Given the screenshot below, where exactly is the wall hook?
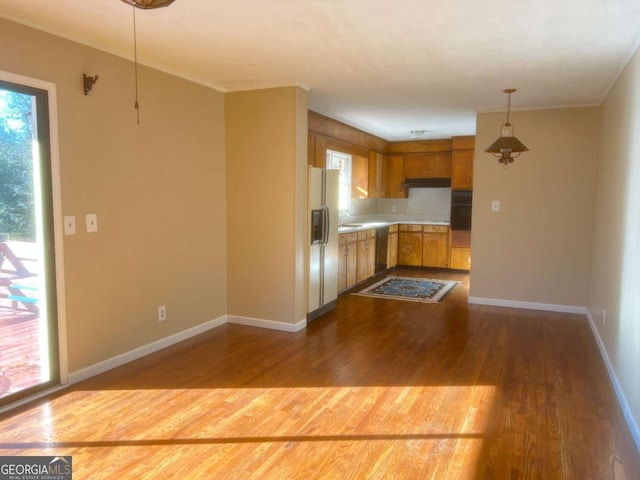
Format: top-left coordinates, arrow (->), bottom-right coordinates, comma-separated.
83,74 -> 99,95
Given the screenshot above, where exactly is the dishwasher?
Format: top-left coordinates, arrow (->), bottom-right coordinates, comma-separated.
375,227 -> 389,273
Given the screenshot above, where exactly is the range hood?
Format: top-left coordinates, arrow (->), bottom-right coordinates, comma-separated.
402,177 -> 452,188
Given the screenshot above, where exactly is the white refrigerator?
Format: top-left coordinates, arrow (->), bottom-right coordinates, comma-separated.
308,167 -> 339,321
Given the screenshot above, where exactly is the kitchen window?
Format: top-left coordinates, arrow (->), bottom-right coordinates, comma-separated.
326,149 -> 351,214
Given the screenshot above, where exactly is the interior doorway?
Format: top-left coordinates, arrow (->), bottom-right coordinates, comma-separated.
0,77 -> 61,406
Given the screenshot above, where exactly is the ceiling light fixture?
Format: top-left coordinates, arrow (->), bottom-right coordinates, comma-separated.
485,89 -> 529,167
121,0 -> 175,9
121,0 -> 176,124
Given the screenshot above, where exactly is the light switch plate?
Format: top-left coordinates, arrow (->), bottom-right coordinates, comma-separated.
63,215 -> 76,235
491,200 -> 501,212
86,213 -> 98,233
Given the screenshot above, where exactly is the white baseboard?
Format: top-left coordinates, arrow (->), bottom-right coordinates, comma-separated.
68,315 -> 228,384
228,315 -> 307,332
585,310 -> 640,452
468,296 -> 587,315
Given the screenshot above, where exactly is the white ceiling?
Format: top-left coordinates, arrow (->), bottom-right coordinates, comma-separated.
2,0 -> 639,140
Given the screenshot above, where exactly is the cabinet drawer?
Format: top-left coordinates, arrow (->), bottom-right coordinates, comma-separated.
399,224 -> 423,232
339,232 -> 358,246
388,224 -> 398,233
423,225 -> 449,233
357,229 -> 375,241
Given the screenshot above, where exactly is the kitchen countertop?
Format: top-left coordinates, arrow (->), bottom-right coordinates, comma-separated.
338,220 -> 449,234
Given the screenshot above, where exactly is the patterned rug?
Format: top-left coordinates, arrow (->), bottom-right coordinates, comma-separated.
353,276 -> 457,303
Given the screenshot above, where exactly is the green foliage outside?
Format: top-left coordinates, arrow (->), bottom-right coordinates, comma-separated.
0,89 -> 35,242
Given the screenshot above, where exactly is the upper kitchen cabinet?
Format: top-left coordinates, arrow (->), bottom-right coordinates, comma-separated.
352,154 -> 369,198
404,153 -> 452,179
451,136 -> 475,190
307,132 -> 328,168
368,151 -> 386,198
385,155 -> 406,198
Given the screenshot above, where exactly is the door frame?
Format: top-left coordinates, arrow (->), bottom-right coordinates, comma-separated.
0,69 -> 68,408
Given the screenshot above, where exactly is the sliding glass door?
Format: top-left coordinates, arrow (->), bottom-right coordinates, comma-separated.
0,79 -> 60,406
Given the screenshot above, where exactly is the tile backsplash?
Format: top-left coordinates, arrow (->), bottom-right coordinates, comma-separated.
344,188 -> 451,223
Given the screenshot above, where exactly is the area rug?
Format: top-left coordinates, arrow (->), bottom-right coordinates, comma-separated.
353,276 -> 457,303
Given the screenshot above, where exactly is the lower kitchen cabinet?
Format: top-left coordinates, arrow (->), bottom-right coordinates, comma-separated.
398,225 -> 423,266
422,225 -> 449,268
449,230 -> 471,270
450,247 -> 471,270
338,233 -> 358,292
399,224 -> 450,268
357,229 -> 376,283
387,225 -> 398,268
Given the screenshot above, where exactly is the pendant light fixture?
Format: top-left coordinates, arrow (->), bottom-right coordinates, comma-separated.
121,0 -> 176,124
485,89 -> 529,167
121,0 -> 175,9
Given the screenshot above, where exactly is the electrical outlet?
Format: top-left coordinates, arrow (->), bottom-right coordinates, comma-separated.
391,205 -> 397,213
602,309 -> 606,325
158,305 -> 167,322
491,200 -> 501,212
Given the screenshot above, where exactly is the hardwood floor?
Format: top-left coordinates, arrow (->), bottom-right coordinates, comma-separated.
0,268 -> 638,479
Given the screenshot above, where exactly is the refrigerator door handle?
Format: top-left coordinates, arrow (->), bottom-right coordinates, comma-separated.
322,205 -> 330,245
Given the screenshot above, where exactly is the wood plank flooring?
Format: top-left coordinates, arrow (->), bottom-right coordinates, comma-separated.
0,307 -> 41,399
0,268 -> 638,479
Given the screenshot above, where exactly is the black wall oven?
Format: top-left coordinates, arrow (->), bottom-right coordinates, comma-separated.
451,190 -> 472,231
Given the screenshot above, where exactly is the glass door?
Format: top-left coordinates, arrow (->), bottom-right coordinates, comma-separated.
0,79 -> 60,406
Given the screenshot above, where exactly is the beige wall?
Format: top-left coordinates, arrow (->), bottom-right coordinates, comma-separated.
588,46 -> 640,436
470,107 -> 600,307
225,87 -> 307,326
0,19 -> 227,371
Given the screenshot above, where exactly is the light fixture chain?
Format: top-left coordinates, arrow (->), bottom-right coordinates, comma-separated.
506,90 -> 511,125
132,4 -> 140,124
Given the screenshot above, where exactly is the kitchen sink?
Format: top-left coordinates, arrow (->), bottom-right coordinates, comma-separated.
340,224 -> 362,228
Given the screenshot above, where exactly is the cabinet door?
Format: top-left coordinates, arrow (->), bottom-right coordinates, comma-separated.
398,232 -> 422,266
450,247 -> 471,270
422,232 -> 449,268
386,156 -> 405,198
345,242 -> 358,288
337,244 -> 347,292
452,150 -> 474,190
387,232 -> 398,268
356,238 -> 372,282
404,153 -> 452,178
368,152 -> 386,199
352,155 -> 369,199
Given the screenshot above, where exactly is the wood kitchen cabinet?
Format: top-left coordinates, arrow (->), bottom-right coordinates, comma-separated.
352,155 -> 369,199
404,153 -> 452,179
368,151 -> 387,199
450,230 -> 471,271
338,232 -> 358,292
451,135 -> 475,190
398,224 -> 423,266
387,225 -> 398,268
386,155 -> 406,198
398,224 -> 449,268
356,229 -> 376,283
307,132 -> 327,168
422,225 -> 449,268
450,247 -> 471,270
452,150 -> 474,190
